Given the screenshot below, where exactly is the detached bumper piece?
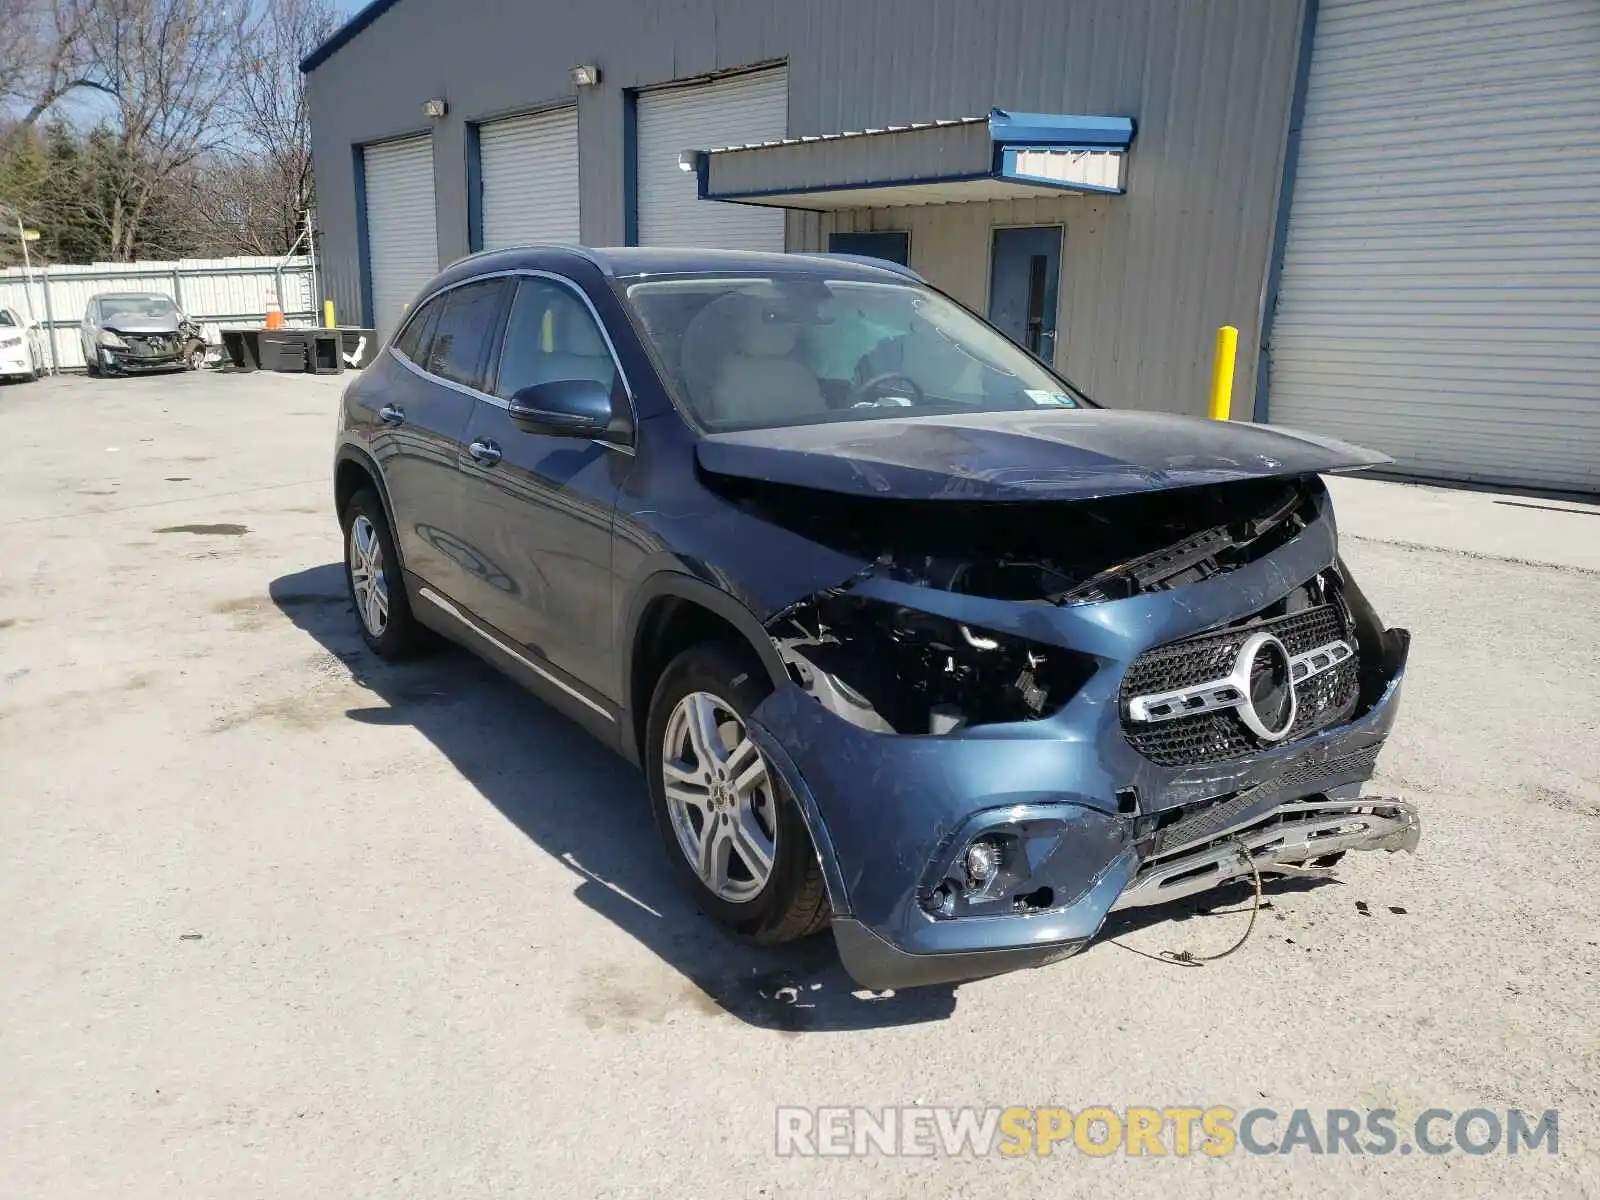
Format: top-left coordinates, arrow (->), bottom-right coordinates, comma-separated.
1112,794 -> 1420,912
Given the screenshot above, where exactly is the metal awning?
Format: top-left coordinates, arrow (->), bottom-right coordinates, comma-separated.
696,110 -> 1134,211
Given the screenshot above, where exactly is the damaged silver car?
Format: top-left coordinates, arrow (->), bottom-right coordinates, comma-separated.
80,292 -> 206,376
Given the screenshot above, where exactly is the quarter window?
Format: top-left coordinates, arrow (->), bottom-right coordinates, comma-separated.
493,278 -> 616,401
392,296 -> 442,363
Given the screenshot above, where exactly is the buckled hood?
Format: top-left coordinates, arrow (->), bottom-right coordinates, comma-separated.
102,317 -> 183,335
694,409 -> 1390,502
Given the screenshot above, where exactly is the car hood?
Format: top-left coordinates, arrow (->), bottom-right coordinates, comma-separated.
694,409 -> 1390,501
102,318 -> 182,335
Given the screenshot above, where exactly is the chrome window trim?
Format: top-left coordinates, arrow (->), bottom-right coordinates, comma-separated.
391,266 -> 636,405
417,586 -> 615,721
387,345 -> 636,457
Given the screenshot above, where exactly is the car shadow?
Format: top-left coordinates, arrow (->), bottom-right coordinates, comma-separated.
271,563 -> 958,1031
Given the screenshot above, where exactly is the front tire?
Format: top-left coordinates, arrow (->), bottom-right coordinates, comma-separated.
646,641 -> 830,944
341,487 -> 423,659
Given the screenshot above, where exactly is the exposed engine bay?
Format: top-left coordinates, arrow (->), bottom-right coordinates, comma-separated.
740,474 -> 1324,735
716,472 -> 1318,608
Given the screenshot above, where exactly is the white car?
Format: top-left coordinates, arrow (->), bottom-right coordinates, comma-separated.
0,305 -> 47,382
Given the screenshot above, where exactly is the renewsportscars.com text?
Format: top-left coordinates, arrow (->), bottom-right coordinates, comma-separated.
775,1106 -> 1559,1158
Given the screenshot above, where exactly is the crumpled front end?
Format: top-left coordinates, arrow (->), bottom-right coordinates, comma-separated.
729,473 -> 1417,990
97,329 -> 188,371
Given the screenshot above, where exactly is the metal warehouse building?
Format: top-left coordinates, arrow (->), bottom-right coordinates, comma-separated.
303,0 -> 1600,493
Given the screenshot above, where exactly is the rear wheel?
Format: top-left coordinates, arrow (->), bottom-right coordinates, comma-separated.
341,487 -> 423,659
646,641 -> 830,944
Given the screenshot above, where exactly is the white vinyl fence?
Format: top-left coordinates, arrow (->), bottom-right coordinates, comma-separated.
0,255 -> 316,372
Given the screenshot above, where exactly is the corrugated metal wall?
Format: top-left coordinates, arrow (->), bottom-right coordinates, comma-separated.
0,256 -> 314,371
1267,0 -> 1600,492
363,135 -> 439,341
635,69 -> 788,251
307,0 -> 1308,419
479,108 -> 581,248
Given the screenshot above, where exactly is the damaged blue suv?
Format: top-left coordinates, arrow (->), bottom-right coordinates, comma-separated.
333,246 -> 1417,990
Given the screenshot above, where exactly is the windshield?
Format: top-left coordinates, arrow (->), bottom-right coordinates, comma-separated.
624,274 -> 1089,431
98,296 -> 179,322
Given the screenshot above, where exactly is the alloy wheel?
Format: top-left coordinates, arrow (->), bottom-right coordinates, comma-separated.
348,514 -> 390,637
661,690 -> 778,903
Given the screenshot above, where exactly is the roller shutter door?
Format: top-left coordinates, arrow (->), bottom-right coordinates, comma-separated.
636,68 -> 787,250
480,107 -> 580,248
1268,0 -> 1600,491
363,135 -> 438,341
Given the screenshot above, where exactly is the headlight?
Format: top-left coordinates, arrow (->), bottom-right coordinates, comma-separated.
0,335 -> 21,349
770,592 -> 1097,735
97,330 -> 128,349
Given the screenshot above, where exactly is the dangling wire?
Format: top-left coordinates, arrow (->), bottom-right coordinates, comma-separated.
1159,838 -> 1264,965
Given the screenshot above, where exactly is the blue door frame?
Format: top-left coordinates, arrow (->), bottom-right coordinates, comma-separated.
988,225 -> 1062,361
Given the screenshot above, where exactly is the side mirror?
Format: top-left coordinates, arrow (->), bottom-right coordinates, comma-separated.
507,378 -> 619,439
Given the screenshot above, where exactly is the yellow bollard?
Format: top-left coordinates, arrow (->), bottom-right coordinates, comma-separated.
323,299 -> 336,329
1208,325 -> 1239,420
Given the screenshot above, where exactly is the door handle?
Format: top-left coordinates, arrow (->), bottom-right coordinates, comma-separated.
378,404 -> 405,425
468,439 -> 503,466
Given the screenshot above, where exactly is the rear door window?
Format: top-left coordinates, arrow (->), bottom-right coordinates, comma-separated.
423,279 -> 510,390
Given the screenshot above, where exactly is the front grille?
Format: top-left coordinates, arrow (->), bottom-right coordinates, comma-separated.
1120,603 -> 1360,767
125,333 -> 177,357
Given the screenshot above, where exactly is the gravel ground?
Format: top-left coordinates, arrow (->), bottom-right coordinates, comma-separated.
2,371 -> 1597,1198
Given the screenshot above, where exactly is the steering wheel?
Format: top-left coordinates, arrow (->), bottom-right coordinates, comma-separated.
850,370 -> 927,408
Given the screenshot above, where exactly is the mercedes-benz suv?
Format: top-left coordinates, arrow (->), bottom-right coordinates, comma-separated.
332,245 -> 1417,989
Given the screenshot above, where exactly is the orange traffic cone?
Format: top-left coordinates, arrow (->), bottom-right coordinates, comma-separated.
264,289 -> 284,330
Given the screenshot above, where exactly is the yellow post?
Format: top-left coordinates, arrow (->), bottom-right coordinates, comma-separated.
323,299 -> 336,329
1208,324 -> 1239,420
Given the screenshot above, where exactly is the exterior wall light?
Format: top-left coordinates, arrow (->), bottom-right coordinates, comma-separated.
422,98 -> 447,118
677,150 -> 703,174
570,64 -> 600,87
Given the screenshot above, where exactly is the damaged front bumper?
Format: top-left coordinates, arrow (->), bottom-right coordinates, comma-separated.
1110,792 -> 1419,912
753,648 -> 1413,990
100,347 -> 185,371
744,554 -> 1415,991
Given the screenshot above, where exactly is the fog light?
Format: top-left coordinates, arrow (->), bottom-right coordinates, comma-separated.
920,883 -> 956,917
964,840 -> 1001,887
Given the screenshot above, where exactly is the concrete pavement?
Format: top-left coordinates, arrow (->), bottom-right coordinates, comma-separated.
2,372 -> 1596,1198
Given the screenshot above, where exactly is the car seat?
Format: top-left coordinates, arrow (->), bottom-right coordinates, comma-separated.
681,291 -> 827,425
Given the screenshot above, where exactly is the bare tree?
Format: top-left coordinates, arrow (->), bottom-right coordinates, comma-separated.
5,0 -> 331,263
0,0 -> 93,129
65,0 -> 237,259
229,0 -> 337,248
157,0 -> 337,258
